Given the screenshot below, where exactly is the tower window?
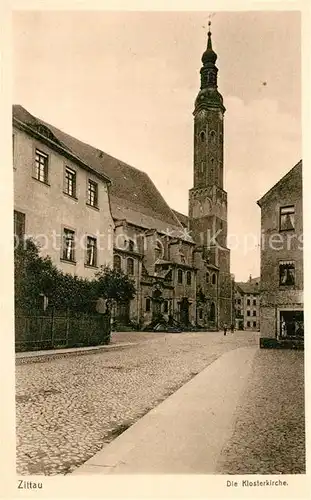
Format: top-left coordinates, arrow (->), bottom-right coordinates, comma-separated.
200,131 -> 206,142
212,273 -> 216,285
210,130 -> 216,144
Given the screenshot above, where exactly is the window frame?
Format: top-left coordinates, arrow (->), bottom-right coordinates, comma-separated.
87,179 -> 99,208
85,236 -> 97,268
279,205 -> 295,232
14,210 -> 25,247
177,269 -> 183,284
64,166 -> 77,198
279,261 -> 295,287
62,228 -> 76,263
127,257 -> 134,275
34,149 -> 49,184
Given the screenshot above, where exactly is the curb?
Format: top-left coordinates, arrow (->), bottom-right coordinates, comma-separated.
15,342 -> 139,365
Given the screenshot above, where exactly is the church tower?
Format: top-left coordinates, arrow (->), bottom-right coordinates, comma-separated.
189,23 -> 232,327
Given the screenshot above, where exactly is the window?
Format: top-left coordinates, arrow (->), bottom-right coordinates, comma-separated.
88,180 -> 98,207
146,298 -> 151,312
206,272 -> 210,284
280,206 -> 295,231
128,239 -> 135,252
65,167 -> 76,197
247,310 -> 250,316
253,322 -> 257,328
163,301 -> 168,313
62,229 -> 75,262
186,271 -> 192,285
247,299 -> 250,306
238,299 -> 241,305
199,309 -> 203,320
35,150 -> 48,183
127,257 -> 134,275
210,130 -> 216,144
177,269 -> 183,284
86,236 -> 97,267
212,273 -> 216,285
200,131 -> 206,142
253,299 -> 256,306
114,255 -> 121,271
165,269 -> 172,282
247,321 -> 251,327
279,261 -> 295,286
14,210 -> 25,247
253,310 -> 256,317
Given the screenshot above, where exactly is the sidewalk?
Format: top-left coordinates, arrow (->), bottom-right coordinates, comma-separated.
71,346 -> 257,474
16,341 -> 139,364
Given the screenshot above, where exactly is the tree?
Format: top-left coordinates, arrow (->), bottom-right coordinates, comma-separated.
94,265 -> 136,309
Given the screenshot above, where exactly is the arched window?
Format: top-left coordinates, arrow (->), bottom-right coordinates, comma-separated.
210,130 -> 216,144
155,240 -> 163,260
212,273 -> 216,285
206,272 -> 210,283
210,302 -> 216,322
113,254 -> 121,271
186,271 -> 191,285
177,269 -> 183,284
127,257 -> 134,275
200,131 -> 206,142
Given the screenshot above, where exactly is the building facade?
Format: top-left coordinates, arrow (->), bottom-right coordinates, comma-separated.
234,276 -> 260,331
257,161 -> 303,341
13,26 -> 233,330
13,107 -> 114,278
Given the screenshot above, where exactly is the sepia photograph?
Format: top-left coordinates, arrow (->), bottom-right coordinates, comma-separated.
11,6 -> 306,486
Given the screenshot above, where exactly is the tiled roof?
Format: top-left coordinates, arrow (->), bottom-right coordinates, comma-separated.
13,105 -> 192,241
236,277 -> 260,294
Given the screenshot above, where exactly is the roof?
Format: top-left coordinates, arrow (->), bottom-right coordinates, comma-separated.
13,105 -> 192,241
172,209 -> 189,228
257,160 -> 302,207
236,277 -> 260,294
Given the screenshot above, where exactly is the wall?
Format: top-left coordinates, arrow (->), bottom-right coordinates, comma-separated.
259,165 -> 303,338
14,127 -> 114,278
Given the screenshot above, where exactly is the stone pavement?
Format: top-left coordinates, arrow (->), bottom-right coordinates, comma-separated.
71,347 -> 305,475
72,346 -> 257,474
16,330 -> 258,475
216,349 -> 305,474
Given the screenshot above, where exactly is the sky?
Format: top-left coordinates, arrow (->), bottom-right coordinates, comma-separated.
12,10 -> 302,281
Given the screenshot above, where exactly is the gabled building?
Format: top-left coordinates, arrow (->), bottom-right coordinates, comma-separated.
234,276 -> 260,331
257,160 -> 303,344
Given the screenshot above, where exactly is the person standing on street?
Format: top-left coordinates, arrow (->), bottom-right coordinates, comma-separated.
223,323 -> 227,336
230,323 -> 235,334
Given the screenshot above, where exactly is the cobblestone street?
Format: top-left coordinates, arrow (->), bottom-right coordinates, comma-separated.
16,330 -> 257,475
216,349 -> 305,474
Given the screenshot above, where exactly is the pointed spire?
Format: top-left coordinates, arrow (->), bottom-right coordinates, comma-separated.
202,21 -> 217,65
207,21 -> 212,49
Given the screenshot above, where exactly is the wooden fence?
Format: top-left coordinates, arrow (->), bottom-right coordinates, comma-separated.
15,309 -> 111,352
